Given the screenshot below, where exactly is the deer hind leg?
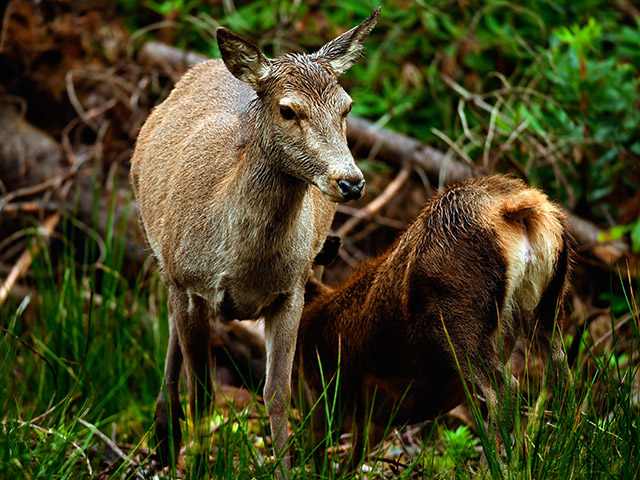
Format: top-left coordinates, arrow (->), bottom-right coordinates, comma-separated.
460,348 -> 519,456
170,287 -> 213,473
535,321 -> 572,403
154,312 -> 185,466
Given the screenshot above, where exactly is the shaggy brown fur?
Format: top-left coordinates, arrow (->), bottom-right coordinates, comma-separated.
297,175 -> 574,466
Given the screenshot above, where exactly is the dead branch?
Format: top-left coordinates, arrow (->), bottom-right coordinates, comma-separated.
336,161 -> 413,238
78,418 -> 145,480
0,212 -> 61,306
137,40 -> 208,79
0,173 -> 76,214
335,204 -> 406,230
347,115 -> 479,187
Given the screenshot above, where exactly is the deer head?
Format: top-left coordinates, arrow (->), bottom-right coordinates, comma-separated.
216,7 -> 380,202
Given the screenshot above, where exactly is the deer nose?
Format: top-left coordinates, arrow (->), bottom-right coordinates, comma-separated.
337,179 -> 365,200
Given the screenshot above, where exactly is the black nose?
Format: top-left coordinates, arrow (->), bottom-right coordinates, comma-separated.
337,179 -> 365,200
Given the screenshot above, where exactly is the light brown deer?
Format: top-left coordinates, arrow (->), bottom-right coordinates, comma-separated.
297,175 -> 574,468
130,8 -> 380,474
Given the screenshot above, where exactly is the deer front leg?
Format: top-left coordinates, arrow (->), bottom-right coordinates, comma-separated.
263,290 -> 304,478
154,313 -> 185,466
170,287 -> 213,475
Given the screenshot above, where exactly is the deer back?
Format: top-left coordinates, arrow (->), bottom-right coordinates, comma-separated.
298,175 -> 573,423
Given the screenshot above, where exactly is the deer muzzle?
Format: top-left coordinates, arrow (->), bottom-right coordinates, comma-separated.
337,178 -> 365,200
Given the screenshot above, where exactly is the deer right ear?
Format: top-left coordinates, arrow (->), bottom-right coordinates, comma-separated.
216,28 -> 271,89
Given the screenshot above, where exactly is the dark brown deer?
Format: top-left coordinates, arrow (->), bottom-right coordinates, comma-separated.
129,8 -> 380,474
297,175 -> 574,466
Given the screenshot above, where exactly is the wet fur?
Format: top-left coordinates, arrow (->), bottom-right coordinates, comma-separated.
130,9 -> 380,475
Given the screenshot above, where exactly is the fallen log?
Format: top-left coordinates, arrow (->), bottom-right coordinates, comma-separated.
135,40 -> 630,264
345,117 -> 631,266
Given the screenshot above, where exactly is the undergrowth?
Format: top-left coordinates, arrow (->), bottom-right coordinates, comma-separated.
2,1 -> 640,478
1,195 -> 639,478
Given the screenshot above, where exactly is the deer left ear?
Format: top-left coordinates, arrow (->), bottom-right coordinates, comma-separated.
312,7 -> 380,76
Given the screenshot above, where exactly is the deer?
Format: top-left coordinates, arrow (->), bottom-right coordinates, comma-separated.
129,7 -> 380,475
296,175 -> 574,468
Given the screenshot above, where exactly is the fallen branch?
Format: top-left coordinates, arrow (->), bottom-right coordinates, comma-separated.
78,418 -> 145,480
138,40 -> 208,77
0,212 -> 61,306
0,174 -> 76,214
136,40 -> 631,265
347,116 -> 479,187
336,161 -> 413,238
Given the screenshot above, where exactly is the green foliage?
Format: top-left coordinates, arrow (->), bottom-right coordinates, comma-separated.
600,215 -> 640,253
2,217 -> 640,477
117,0 -> 639,224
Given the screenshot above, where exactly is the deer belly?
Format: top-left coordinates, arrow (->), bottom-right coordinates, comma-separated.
216,287 -> 289,321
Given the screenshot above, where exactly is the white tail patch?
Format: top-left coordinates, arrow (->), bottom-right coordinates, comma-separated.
494,191 -> 565,327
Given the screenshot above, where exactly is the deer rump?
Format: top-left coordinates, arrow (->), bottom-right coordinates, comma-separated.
297,175 -> 573,459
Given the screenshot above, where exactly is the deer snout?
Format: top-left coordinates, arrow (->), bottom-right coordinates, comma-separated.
337,178 -> 365,200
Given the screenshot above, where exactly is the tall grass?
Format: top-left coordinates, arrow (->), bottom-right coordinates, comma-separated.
1,195 -> 639,478
0,190 -> 167,479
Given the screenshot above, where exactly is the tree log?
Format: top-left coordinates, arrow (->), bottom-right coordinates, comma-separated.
137,40 -> 630,264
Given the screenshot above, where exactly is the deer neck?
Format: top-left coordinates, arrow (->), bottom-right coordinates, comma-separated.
229,115 -> 310,250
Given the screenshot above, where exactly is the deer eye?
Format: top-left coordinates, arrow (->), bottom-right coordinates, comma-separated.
279,105 -> 296,120
343,104 -> 352,117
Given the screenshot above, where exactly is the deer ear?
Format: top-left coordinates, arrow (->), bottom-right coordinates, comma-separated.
312,7 -> 380,76
217,28 -> 271,89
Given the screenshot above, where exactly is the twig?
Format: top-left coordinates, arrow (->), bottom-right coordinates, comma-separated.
336,161 -> 413,238
0,172 -> 76,214
78,418 -> 145,479
431,127 -> 475,166
61,97 -> 117,164
5,419 -> 93,476
1,201 -> 52,215
336,204 -> 406,230
337,244 -> 360,268
483,97 -> 503,169
0,212 -> 61,306
592,311 -> 637,352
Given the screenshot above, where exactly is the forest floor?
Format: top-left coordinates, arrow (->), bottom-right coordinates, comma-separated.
1,1 -> 639,479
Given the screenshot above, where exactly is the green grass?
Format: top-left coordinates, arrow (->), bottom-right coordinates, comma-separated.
1,195 -> 639,479
117,0 -> 640,229
1,1 -> 639,474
